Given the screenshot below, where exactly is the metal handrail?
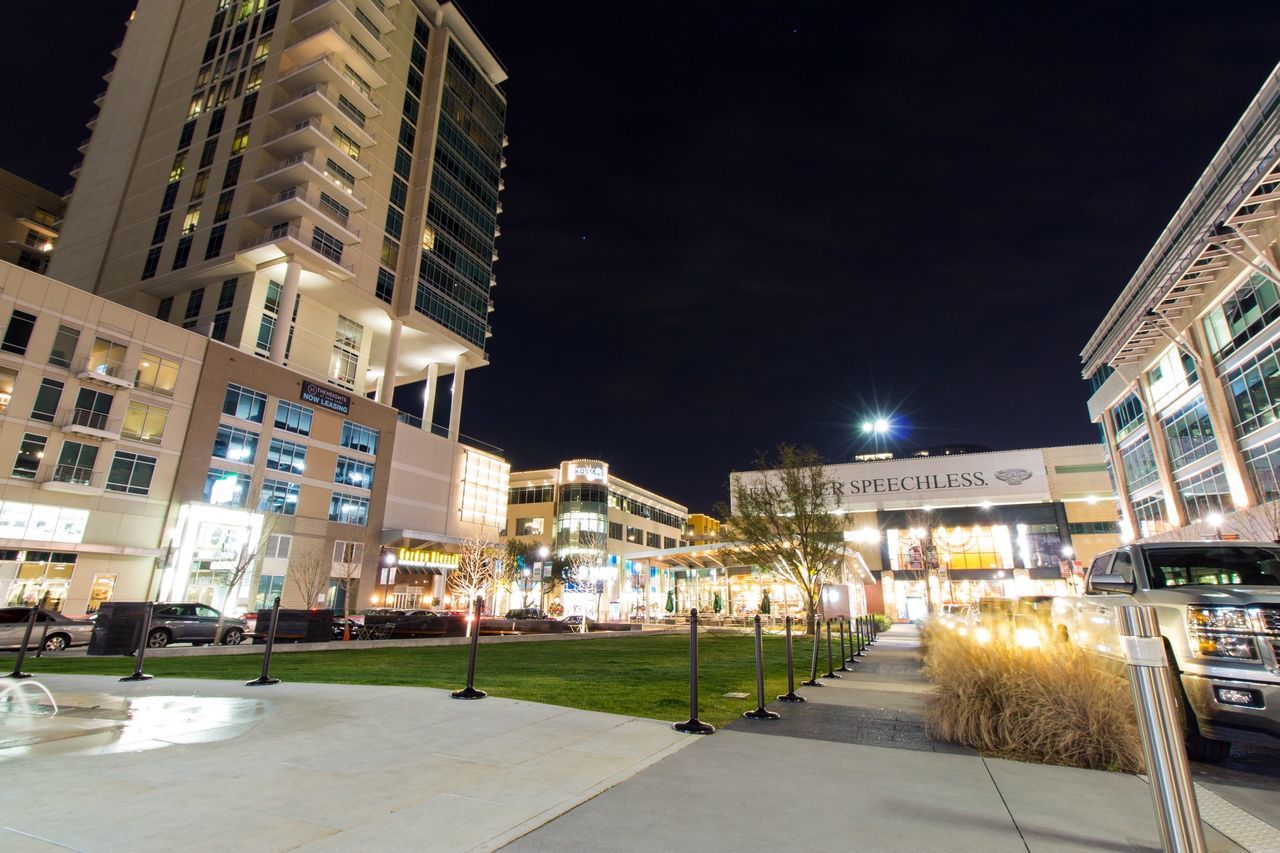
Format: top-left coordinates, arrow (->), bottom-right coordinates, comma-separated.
238,223 -> 357,274
248,186 -> 358,234
78,357 -> 131,382
61,408 -> 119,433
48,465 -> 99,487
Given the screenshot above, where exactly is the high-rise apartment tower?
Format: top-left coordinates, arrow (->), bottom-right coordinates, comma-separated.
51,0 -> 506,436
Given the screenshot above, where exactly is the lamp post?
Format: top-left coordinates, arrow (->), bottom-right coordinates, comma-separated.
1206,512 -> 1225,541
378,546 -> 397,609
536,545 -> 550,612
521,567 -> 532,609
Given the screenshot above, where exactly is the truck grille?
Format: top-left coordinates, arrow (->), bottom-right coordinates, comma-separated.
1259,606 -> 1280,635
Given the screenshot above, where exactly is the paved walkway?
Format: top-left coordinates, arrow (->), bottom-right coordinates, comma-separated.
0,675 -> 692,851
510,625 -> 1280,853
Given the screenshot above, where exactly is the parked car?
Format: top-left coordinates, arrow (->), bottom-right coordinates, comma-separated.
1052,541 -> 1280,761
0,607 -> 93,651
504,608 -> 549,620
147,603 -> 247,647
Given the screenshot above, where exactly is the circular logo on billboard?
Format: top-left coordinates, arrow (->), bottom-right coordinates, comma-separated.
994,468 -> 1033,486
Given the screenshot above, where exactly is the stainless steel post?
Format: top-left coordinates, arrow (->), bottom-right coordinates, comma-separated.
1118,606 -> 1206,853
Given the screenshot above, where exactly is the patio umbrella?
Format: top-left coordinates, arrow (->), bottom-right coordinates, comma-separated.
760,589 -> 771,614
665,589 -> 675,613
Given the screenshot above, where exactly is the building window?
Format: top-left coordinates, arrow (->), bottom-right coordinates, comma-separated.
312,227 -> 344,263
205,224 -> 227,259
646,532 -> 661,548
210,311 -> 231,342
199,137 -> 218,169
223,382 -> 267,423
330,316 -> 361,388
334,456 -> 375,489
55,441 -> 99,486
106,451 -> 156,495
71,387 -> 113,431
86,338 -> 127,377
1,310 -> 38,355
256,313 -> 275,354
608,521 -> 622,540
328,492 -> 370,525
11,433 -> 47,479
170,151 -> 186,183
185,287 -> 205,319
121,401 -> 168,445
214,190 -> 234,222
182,204 -> 202,235
1175,465 -> 1231,524
1119,433 -> 1159,491
258,478 -> 300,515
30,378 -> 64,422
1244,436 -> 1280,502
319,192 -> 350,225
137,353 -> 179,395
0,366 -> 16,413
191,169 -> 210,200
274,400 -> 313,435
142,247 -> 162,280
325,158 -> 356,192
172,236 -> 193,270
231,124 -> 250,155
340,421 -> 378,454
151,215 -> 170,246
48,326 -> 80,368
266,437 -> 307,474
1225,337 -> 1280,439
204,467 -> 251,506
1111,392 -> 1145,443
156,298 -> 174,322
331,126 -> 361,161
1204,272 -> 1280,362
509,485 -> 554,504
375,268 -> 395,303
626,526 -> 642,544
1162,397 -> 1217,470
213,424 -> 259,463
160,183 -> 180,212
1067,521 -> 1121,535
518,518 -> 545,536
222,156 -> 242,188
266,533 -> 291,560
380,236 -> 399,268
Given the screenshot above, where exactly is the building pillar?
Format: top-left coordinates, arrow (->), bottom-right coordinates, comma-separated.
422,361 -> 439,432
269,260 -> 301,365
1137,376 -> 1186,528
1100,406 -> 1139,541
1186,324 -> 1256,509
377,317 -> 403,405
448,353 -> 467,440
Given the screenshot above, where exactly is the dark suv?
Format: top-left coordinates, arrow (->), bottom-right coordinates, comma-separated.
147,603 -> 247,647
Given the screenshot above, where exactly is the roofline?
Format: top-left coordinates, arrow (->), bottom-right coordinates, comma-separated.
729,444 -> 1105,475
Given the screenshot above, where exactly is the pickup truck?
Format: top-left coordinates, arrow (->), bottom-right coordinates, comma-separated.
1051,540 -> 1280,762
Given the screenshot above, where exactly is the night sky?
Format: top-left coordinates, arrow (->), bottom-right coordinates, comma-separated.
6,2 -> 1280,513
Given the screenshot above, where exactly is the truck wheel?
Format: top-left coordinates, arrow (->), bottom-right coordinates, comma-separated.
1163,639 -> 1230,764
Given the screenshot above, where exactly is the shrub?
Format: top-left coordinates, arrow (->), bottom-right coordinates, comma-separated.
873,614 -> 892,633
920,624 -> 1144,772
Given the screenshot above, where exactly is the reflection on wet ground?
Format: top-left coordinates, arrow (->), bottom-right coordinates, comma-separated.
0,682 -> 269,759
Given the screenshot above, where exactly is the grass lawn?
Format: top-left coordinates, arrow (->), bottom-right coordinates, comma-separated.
1,631 -> 849,727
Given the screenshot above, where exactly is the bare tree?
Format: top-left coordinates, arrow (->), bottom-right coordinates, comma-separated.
722,445 -> 846,634
449,528 -> 501,634
288,547 -> 331,610
563,531 -> 606,632
212,516 -> 276,643
332,543 -> 364,640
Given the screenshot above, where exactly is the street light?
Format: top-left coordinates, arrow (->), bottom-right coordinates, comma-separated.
860,417 -> 891,435
1206,512 -> 1225,541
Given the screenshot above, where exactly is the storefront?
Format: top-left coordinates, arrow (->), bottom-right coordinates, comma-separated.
382,546 -> 457,610
156,503 -> 265,610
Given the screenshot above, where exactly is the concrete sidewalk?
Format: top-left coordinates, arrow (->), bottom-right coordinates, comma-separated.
0,675 -> 693,851
509,624 -> 1280,852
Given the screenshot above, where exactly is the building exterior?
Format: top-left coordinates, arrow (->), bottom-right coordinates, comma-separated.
727,446 -> 1120,621
503,460 -> 688,620
684,512 -> 720,546
1081,62 -> 1280,542
0,169 -> 65,275
0,262 -> 206,614
50,0 -> 506,441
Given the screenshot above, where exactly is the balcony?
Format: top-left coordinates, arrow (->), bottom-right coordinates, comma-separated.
255,152 -> 368,208
77,358 -> 135,389
40,465 -> 103,495
60,408 -> 121,441
276,53 -> 380,118
269,83 -> 376,148
294,0 -> 394,41
262,118 -> 373,178
284,24 -> 387,91
246,185 -> 362,242
238,222 -> 356,280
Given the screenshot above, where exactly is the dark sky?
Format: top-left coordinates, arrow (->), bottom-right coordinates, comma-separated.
6,2 -> 1280,513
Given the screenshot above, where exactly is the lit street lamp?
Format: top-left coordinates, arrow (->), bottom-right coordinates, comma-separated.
860,417 -> 891,435
1206,512 -> 1225,541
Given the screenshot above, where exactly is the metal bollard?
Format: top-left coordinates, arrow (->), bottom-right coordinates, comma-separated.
821,619 -> 841,679
743,615 -> 780,720
246,596 -> 282,686
777,616 -> 806,702
673,609 -> 715,733
452,596 -> 487,699
1118,606 -> 1206,853
836,618 -> 851,672
34,613 -> 52,659
856,615 -> 867,656
870,614 -> 878,643
6,606 -> 38,679
801,615 -> 824,687
120,603 -> 155,682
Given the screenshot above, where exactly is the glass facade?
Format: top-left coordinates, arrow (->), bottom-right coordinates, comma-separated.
1161,397 -> 1216,469
1119,433 -> 1159,490
1243,437 -> 1280,502
1224,336 -> 1280,437
1112,392 -> 1145,441
415,41 -> 505,350
1204,272 -> 1280,361
1175,465 -> 1231,523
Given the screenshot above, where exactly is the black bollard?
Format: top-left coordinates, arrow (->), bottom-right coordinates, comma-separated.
452,596 -> 487,699
777,615 -> 806,702
836,618 -> 851,672
801,615 -> 824,686
34,612 -> 52,659
246,596 -> 282,686
120,603 -> 155,682
855,615 -> 867,657
673,609 -> 715,733
743,615 -> 780,720
6,606 -> 38,679
821,619 -> 841,679
870,613 -> 878,643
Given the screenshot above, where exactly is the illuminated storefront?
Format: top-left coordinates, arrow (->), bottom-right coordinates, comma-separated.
157,503 -> 264,608
383,547 -> 458,609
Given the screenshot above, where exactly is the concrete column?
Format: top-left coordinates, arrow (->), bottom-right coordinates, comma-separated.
269,260 -> 301,365
422,362 -> 439,431
1186,324 -> 1256,509
448,354 -> 467,440
377,317 -> 403,405
1137,376 -> 1185,528
1100,405 -> 1139,541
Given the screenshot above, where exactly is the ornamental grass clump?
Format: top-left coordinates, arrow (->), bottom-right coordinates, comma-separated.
921,624 -> 1144,772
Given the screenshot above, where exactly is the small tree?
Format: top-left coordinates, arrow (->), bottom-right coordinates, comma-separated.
500,538 -> 548,610
563,531 -> 606,632
332,543 -> 364,640
212,516 -> 276,642
723,444 -> 846,634
449,528 -> 501,634
288,547 -> 331,610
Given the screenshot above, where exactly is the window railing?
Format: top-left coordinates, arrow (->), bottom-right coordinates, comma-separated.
49,464 -> 98,487
62,408 -> 118,433
239,224 -> 356,274
79,357 -> 132,383
248,186 -> 355,232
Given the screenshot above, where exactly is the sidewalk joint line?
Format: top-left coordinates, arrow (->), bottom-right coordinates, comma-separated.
981,757 -> 1031,852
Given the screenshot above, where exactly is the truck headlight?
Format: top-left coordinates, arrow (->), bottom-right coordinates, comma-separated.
1186,607 -> 1259,660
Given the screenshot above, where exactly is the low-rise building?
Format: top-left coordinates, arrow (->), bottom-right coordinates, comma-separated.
0,169 -> 64,275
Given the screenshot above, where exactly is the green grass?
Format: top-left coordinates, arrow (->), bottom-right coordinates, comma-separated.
2,632 -> 849,727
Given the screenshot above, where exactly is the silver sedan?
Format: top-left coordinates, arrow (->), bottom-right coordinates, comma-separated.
0,607 -> 94,651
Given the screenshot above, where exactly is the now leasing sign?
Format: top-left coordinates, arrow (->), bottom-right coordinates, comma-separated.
732,449 -> 1051,512
301,381 -> 351,415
